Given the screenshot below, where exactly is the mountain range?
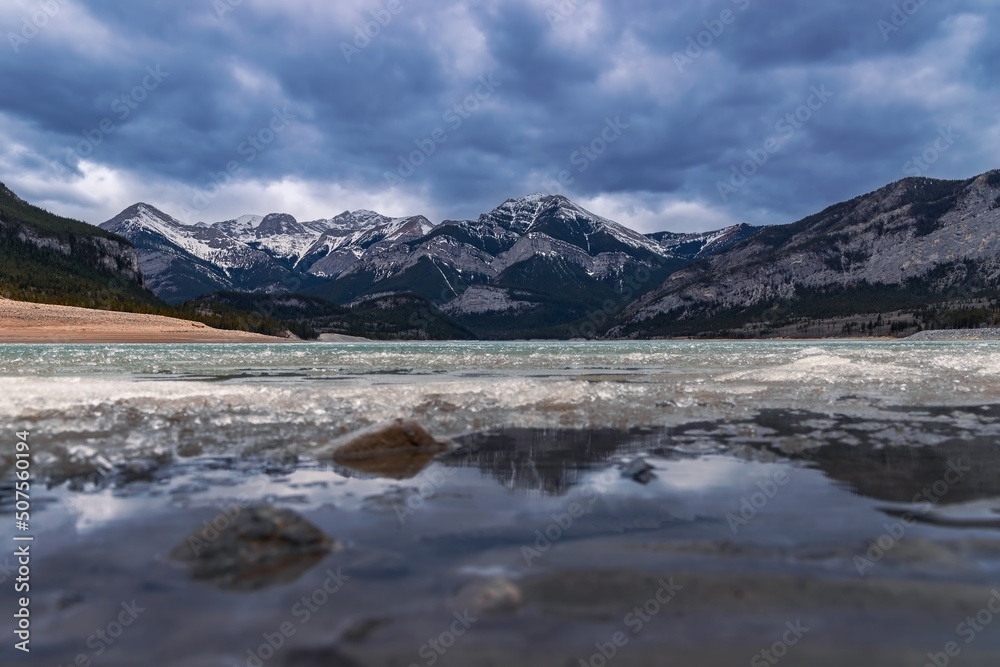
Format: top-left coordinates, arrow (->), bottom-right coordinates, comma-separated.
610,171 -> 1000,338
101,194 -> 758,337
6,168 -> 1000,340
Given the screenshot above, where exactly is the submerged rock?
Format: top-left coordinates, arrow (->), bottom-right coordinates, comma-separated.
452,577 -> 524,614
119,458 -> 161,483
170,505 -> 337,591
621,458 -> 656,484
324,418 -> 452,479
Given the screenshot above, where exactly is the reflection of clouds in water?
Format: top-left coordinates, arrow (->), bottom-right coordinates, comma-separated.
646,457 -> 752,494
62,489 -> 159,535
573,457 -> 749,498
57,466 -> 423,535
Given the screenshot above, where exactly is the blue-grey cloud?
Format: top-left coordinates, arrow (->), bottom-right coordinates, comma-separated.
0,0 -> 997,232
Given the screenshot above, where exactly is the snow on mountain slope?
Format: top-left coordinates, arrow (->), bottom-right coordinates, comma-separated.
471,194 -> 671,258
101,194 -> 750,321
102,204 -> 269,273
646,223 -> 762,261
307,194 -> 692,314
301,213 -> 435,275
212,214 -> 264,237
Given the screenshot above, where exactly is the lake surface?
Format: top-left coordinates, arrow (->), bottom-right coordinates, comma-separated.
2,341 -> 1000,666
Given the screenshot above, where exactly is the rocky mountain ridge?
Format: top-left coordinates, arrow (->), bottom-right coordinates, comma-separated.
609,170 -> 1000,337
0,183 -> 156,311
97,168 -> 1000,339
101,194 -> 752,336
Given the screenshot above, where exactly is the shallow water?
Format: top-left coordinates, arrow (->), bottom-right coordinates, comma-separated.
2,341 -> 1000,666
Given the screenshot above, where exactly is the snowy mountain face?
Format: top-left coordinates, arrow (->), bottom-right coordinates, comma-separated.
99,195 -> 751,333
99,204 -> 440,302
648,223 -> 762,261
303,194 -> 744,331
94,171 -> 1000,336
99,204 -> 276,301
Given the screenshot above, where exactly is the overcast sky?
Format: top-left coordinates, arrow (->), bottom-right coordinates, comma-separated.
1,0 -> 997,233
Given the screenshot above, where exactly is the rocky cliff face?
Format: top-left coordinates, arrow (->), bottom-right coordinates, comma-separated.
610,171 -> 1000,337
101,203 -> 302,303
0,183 -> 145,287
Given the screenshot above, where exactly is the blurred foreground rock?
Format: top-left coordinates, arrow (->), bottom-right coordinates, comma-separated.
170,505 -> 337,590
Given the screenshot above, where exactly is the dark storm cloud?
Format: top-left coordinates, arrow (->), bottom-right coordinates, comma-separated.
0,0 -> 997,231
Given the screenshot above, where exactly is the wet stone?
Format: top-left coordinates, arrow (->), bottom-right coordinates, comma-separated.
169,504 -> 337,591
177,442 -> 204,459
119,458 -> 162,483
621,458 -> 656,484
452,577 -> 524,615
324,418 -> 452,479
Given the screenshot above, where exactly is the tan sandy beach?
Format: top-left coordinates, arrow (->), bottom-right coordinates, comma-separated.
0,297 -> 287,343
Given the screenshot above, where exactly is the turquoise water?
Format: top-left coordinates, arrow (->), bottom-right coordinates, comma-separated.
1,339 -> 998,378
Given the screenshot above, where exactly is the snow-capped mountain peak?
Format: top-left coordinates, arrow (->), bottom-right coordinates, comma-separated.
478,194 -> 671,258
102,203 -> 185,238
99,193 -> 756,314
350,209 -> 385,222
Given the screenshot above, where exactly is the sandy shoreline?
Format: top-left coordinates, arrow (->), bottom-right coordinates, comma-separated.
0,297 -> 287,343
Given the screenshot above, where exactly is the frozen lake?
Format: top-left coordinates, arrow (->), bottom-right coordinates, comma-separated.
2,341 -> 1000,666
